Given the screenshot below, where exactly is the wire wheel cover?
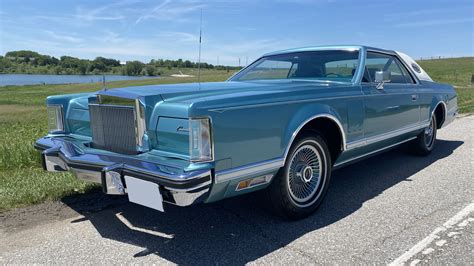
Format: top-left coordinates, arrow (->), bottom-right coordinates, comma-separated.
424,116 -> 435,147
287,143 -> 324,205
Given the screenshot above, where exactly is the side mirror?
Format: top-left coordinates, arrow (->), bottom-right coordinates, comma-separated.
375,71 -> 391,83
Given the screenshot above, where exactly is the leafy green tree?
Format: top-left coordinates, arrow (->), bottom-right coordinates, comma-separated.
2,50 -> 238,75
77,61 -> 88,75
94,57 -> 120,67
60,56 -> 82,69
145,65 -> 157,76
183,60 -> 193,68
0,56 -> 13,72
125,61 -> 144,76
89,61 -> 107,73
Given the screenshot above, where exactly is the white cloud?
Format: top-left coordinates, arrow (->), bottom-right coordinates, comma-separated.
156,31 -> 199,42
135,0 -> 204,24
44,31 -> 84,43
234,26 -> 257,31
394,18 -> 474,28
74,0 -> 138,22
384,7 -> 469,21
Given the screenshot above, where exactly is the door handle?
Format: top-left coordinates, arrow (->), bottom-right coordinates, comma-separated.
411,94 -> 418,101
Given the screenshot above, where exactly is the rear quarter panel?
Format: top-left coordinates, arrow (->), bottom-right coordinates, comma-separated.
417,81 -> 457,125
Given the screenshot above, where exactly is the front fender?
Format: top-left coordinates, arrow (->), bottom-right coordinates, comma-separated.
46,93 -> 96,134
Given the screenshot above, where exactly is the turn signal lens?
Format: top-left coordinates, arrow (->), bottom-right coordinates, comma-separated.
236,175 -> 273,191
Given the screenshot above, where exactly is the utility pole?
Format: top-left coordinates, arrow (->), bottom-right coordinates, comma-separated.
238,57 -> 241,67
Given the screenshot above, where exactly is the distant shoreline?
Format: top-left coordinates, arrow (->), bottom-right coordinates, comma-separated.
0,73 -> 154,76
0,73 -> 159,87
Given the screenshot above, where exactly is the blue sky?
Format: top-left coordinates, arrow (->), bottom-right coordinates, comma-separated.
0,0 -> 472,66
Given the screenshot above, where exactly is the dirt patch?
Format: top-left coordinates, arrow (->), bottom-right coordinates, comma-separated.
0,191 -> 127,235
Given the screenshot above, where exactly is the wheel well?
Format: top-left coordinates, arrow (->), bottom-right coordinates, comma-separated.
298,117 -> 343,163
434,102 -> 446,129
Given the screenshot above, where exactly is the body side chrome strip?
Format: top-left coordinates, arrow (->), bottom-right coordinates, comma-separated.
346,122 -> 429,150
215,158 -> 284,183
334,136 -> 417,168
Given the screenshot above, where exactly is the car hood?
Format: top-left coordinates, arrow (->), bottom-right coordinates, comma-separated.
97,80 -> 343,103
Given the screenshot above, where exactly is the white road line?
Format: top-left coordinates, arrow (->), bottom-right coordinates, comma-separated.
115,212 -> 174,239
389,202 -> 474,265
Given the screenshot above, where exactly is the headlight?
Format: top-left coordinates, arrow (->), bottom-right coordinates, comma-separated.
189,118 -> 213,162
47,105 -> 64,133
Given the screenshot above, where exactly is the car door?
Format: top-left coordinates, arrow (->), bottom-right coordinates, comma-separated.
361,51 -> 419,142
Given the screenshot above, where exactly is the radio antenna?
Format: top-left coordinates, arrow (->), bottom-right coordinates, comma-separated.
197,8 -> 202,84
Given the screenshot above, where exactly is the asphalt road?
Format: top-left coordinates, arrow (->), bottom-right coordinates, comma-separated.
1,116 -> 473,265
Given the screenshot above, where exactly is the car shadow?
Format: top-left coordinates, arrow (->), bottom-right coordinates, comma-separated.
62,139 -> 463,264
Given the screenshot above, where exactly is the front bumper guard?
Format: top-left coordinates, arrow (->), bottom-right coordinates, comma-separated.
35,137 -> 212,208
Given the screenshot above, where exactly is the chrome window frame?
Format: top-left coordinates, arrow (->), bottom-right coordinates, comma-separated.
361,49 -> 420,85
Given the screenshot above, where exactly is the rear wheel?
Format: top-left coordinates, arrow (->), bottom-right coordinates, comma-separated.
267,132 -> 332,220
412,114 -> 437,155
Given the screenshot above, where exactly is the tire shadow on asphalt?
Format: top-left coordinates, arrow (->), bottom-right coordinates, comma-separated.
62,139 -> 463,264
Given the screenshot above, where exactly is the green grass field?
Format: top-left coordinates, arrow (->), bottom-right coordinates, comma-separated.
0,59 -> 473,212
418,57 -> 474,113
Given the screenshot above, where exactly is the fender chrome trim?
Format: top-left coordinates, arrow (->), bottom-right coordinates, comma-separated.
432,101 -> 447,128
284,114 -> 347,162
215,158 -> 284,183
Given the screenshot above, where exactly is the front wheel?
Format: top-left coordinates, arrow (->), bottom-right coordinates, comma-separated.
267,132 -> 332,220
412,114 -> 437,156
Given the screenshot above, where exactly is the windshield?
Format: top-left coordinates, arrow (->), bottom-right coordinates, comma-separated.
230,50 -> 360,82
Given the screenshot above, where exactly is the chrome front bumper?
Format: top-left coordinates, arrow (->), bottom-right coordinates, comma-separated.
35,137 -> 212,208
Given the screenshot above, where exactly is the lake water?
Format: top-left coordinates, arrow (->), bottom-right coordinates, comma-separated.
0,74 -> 157,86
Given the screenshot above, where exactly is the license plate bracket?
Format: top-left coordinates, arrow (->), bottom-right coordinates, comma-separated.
124,176 -> 164,212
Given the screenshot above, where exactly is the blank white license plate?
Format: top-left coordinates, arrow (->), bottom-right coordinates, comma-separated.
124,176 -> 164,212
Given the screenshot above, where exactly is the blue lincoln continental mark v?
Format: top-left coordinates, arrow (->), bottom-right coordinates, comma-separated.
35,45 -> 458,219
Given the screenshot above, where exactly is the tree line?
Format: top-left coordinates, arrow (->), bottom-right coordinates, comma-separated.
0,50 -> 240,76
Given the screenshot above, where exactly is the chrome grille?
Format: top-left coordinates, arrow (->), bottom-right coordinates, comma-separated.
89,104 -> 137,155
